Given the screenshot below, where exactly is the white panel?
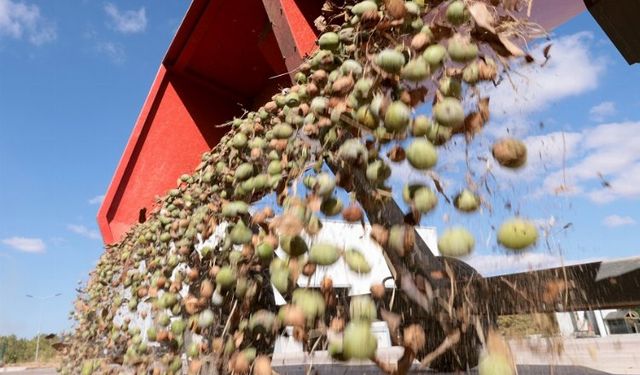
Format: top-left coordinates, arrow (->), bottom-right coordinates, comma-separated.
555,312 -> 577,337
270,221 -> 441,301
415,226 -> 439,256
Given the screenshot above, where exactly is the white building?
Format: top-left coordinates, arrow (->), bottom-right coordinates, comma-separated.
272,221 -> 440,356
272,220 -> 439,299
555,309 -> 617,338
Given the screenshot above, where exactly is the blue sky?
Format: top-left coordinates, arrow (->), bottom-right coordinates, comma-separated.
0,2 -> 638,338
0,0 -> 189,338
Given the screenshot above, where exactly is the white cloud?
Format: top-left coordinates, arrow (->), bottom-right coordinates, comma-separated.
1,236 -> 45,253
67,224 -> 101,240
587,163 -> 640,203
494,131 -> 583,182
49,236 -> 67,247
478,131 -> 584,193
467,253 -> 605,277
489,32 -> 605,120
410,31 -> 610,198
0,0 -> 56,45
88,194 -> 105,205
524,132 -> 583,170
602,215 -> 636,228
540,122 -> 640,202
466,252 -> 566,276
589,101 -> 616,121
96,41 -> 125,64
485,115 -> 535,139
388,158 -> 432,186
104,3 -> 147,34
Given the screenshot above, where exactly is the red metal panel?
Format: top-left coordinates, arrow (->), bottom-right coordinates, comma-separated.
97,66 -> 169,244
262,0 -> 321,72
164,0 -> 210,67
97,0 -> 311,243
279,0 -> 321,62
98,68 -> 237,243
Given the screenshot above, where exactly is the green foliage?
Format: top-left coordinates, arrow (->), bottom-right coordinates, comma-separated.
497,313 -> 559,338
0,335 -> 58,364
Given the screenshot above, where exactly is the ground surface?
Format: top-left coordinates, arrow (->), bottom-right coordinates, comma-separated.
273,334 -> 640,375
273,363 -> 619,374
0,369 -> 55,374
511,334 -> 640,374
1,335 -> 637,374
0,367 -> 621,375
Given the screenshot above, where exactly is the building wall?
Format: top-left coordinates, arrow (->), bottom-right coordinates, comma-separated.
555,309 -> 616,337
556,312 -> 576,337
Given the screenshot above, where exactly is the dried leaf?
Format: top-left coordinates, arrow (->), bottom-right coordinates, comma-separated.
462,112 -> 485,137
396,348 -> 415,375
332,75 -> 355,96
543,44 -> 552,59
445,66 -> 463,77
420,329 -> 461,367
276,213 -> 304,236
411,32 -> 430,51
478,97 -> 490,122
314,15 -> 327,32
542,44 -> 553,67
478,59 -> 498,80
497,33 -> 525,56
376,188 -> 393,198
406,86 -> 428,107
384,0 -> 406,20
380,309 -> 401,339
288,257 -> 301,282
430,24 -> 453,41
251,206 -> 274,225
361,10 -> 382,29
188,360 -> 203,375
542,279 -> 569,304
503,0 -> 517,11
370,224 -> 389,246
307,195 -> 322,212
387,145 -> 406,162
597,172 -> 612,188
472,28 -> 519,57
342,203 -> 363,222
468,2 -> 495,33
429,172 -> 451,204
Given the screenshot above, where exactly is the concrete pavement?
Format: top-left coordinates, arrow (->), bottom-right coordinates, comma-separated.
272,334 -> 640,374
0,369 -> 55,375
510,334 -> 640,374
1,335 -> 637,374
1,365 -> 620,375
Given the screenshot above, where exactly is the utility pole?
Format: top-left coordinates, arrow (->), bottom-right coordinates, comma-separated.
25,293 -> 62,363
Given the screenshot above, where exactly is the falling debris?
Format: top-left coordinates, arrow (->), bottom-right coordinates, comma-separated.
61,1 -> 554,374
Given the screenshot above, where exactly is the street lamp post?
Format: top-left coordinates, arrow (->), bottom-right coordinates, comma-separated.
25,293 -> 62,363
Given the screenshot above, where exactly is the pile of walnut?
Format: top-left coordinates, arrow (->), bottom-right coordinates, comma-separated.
63,1 -> 544,374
